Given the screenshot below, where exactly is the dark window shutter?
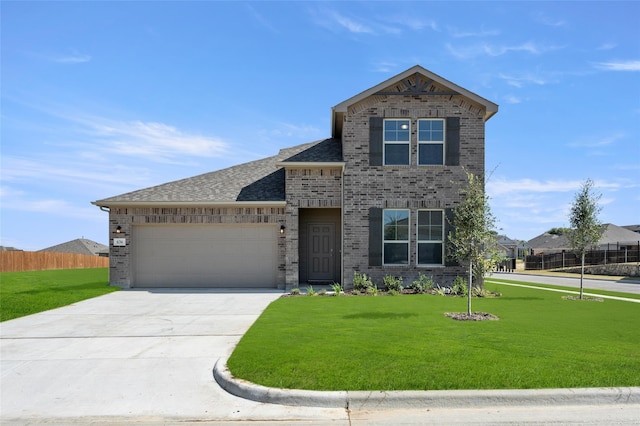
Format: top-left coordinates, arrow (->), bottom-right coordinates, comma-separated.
445,117 -> 460,166
444,207 -> 459,266
369,207 -> 382,266
369,116 -> 383,166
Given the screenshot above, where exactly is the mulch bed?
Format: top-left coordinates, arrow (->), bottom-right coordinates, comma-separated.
445,312 -> 500,321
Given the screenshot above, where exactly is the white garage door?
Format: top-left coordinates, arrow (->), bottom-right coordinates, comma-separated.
133,224 -> 278,288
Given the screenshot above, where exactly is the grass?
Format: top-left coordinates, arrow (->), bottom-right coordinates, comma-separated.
227,282 -> 640,391
487,277 -> 640,300
0,268 -> 117,322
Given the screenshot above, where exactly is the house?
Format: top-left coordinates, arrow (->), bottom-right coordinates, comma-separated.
92,65 -> 498,289
496,235 -> 518,258
528,224 -> 640,255
39,238 -> 109,257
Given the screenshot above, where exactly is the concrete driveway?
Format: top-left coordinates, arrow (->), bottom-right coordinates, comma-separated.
2,287 -> 639,424
0,289 -> 346,423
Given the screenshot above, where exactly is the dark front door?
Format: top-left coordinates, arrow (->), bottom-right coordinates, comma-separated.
308,223 -> 335,282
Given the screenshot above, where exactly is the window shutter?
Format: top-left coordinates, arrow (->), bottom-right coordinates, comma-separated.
445,117 -> 460,166
369,116 -> 383,166
444,207 -> 459,266
369,207 -> 382,266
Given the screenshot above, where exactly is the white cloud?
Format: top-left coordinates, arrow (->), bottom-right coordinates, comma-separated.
34,49 -> 92,64
498,72 -> 549,88
89,119 -> 228,160
446,42 -> 563,59
567,133 -> 625,148
597,42 -> 617,51
487,178 -> 584,197
533,12 -> 567,28
504,95 -> 523,104
594,60 -> 640,71
312,8 -> 374,34
447,26 -> 500,38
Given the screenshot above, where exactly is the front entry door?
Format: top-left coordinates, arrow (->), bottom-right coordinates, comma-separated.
308,223 -> 335,282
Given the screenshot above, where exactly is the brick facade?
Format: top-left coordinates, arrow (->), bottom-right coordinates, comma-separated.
341,96 -> 486,288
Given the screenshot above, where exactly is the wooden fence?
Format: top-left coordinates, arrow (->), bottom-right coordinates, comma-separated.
0,251 -> 109,273
525,243 -> 640,271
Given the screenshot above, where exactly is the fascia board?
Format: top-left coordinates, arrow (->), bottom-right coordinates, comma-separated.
91,201 -> 287,208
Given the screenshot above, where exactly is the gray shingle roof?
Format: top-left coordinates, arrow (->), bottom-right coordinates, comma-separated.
94,139 -> 343,205
39,238 -> 108,256
528,224 -> 640,253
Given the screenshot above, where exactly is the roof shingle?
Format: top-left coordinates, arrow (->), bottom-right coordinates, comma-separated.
94,139 -> 342,205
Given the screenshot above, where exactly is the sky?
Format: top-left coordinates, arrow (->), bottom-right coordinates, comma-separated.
1,1 -> 639,251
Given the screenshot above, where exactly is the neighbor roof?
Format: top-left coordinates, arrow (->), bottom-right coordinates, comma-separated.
39,238 -> 108,256
331,65 -> 499,137
528,224 -> 640,253
93,139 -> 343,207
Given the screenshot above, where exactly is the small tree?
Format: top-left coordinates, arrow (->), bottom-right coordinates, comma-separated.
567,179 -> 604,299
447,171 -> 501,315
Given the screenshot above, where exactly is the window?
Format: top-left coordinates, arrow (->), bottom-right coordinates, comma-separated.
418,119 -> 445,165
383,209 -> 409,265
383,119 -> 410,165
417,210 -> 444,265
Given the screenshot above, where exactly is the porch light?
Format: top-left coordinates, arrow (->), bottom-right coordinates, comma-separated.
115,226 -> 122,233
280,225 -> 286,234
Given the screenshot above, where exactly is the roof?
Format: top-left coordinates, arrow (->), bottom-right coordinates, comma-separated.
39,238 -> 108,256
331,65 -> 499,137
93,138 -> 343,206
528,224 -> 640,253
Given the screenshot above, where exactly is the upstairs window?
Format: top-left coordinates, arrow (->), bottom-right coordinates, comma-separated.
418,119 -> 445,165
383,119 -> 410,165
417,210 -> 444,265
383,209 -> 410,265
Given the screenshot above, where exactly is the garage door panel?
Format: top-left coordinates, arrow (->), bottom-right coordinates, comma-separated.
133,225 -> 277,288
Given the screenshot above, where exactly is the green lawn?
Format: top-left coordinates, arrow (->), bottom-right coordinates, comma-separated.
227,282 -> 640,391
0,268 -> 117,322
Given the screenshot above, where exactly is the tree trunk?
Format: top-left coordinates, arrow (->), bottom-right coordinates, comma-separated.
468,259 -> 472,315
580,252 -> 585,300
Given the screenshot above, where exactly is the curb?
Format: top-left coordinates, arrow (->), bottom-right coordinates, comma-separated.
213,357 -> 640,409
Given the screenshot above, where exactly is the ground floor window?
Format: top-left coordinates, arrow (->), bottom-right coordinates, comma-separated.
417,209 -> 444,265
383,209 -> 409,265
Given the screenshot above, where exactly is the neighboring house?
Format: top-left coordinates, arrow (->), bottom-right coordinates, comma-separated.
528,224 -> 640,255
39,238 -> 109,256
623,224 -> 640,235
496,235 -> 518,258
93,65 -> 498,289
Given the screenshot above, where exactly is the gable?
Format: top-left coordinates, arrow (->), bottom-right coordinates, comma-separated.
332,65 -> 498,138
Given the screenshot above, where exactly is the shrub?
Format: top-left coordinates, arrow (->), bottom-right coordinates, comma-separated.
472,286 -> 487,298
290,288 -> 301,296
365,286 -> 378,296
353,271 -> 374,292
306,285 -> 316,296
387,289 -> 399,296
330,282 -> 342,296
383,275 -> 403,292
408,273 -> 433,293
452,277 -> 468,297
318,288 -> 327,296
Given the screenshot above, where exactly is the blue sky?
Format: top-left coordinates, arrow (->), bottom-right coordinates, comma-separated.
2,1 -> 639,250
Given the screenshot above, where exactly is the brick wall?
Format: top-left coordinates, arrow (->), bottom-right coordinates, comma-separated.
284,167 -> 342,287
341,95 -> 486,288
